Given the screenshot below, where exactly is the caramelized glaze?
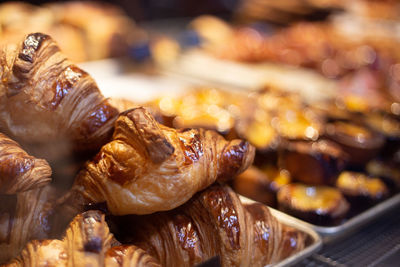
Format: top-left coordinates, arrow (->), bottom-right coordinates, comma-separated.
277,183 -> 350,224
178,131 -> 203,165
336,171 -> 388,198
48,65 -> 86,110
18,33 -> 50,63
173,214 -> 202,265
205,187 -> 240,250
245,203 -> 271,252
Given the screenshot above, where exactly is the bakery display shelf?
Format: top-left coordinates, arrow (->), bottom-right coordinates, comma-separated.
302,193 -> 400,243
299,204 -> 400,267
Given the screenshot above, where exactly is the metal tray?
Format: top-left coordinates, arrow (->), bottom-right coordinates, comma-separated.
240,196 -> 322,267
301,193 -> 400,243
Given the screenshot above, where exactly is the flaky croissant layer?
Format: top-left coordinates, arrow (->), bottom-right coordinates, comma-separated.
70,107 -> 255,215
5,210 -> 160,267
0,33 -> 119,164
0,185 -> 56,264
0,133 -> 51,194
115,184 -> 307,267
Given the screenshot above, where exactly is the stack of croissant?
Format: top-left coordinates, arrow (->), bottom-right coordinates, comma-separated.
0,33 -> 308,266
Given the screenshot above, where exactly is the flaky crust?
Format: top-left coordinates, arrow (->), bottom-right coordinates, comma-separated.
66,107 -> 254,215
0,133 -> 51,194
0,186 -> 57,264
0,33 -> 119,163
5,210 -> 160,267
119,185 -> 307,267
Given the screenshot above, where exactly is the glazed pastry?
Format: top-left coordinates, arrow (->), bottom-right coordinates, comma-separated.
0,33 -> 119,164
63,107 -> 255,215
336,171 -> 389,209
363,113 -> 400,158
116,184 -> 307,267
5,210 -> 160,267
151,88 -> 239,134
0,186 -> 57,264
366,159 -> 400,192
325,121 -> 385,165
274,107 -> 322,141
279,139 -> 347,185
232,165 -> 291,207
277,183 -> 350,226
0,133 -> 51,194
235,108 -> 279,152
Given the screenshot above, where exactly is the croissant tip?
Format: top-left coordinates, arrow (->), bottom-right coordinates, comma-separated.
19,33 -> 51,63
218,139 -> 255,181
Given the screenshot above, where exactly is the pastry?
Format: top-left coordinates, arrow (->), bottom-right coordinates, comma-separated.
277,183 -> 350,225
0,186 -> 56,264
5,210 -> 160,267
279,139 -> 347,185
336,171 -> 389,210
0,33 -> 119,166
61,107 -> 255,215
115,184 -> 307,267
0,133 -> 51,194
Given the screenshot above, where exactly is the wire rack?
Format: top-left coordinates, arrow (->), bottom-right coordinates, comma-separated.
299,209 -> 400,267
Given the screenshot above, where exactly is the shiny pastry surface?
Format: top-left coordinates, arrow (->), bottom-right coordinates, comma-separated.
277,183 -> 350,225
70,107 -> 255,215
280,140 -> 347,185
232,165 -> 291,207
336,171 -> 389,200
118,184 -> 307,267
326,120 -> 385,165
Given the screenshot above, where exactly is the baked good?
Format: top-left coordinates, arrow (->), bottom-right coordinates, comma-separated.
336,171 -> 389,210
115,184 -> 307,267
0,186 -> 57,264
277,183 -> 350,225
0,33 -> 119,170
279,139 -> 347,185
0,133 -> 51,194
61,107 -> 255,216
325,120 -> 385,166
232,165 -> 291,207
5,210 -> 160,267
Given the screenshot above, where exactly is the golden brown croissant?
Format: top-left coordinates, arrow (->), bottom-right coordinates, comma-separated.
62,107 -> 255,216
116,184 -> 307,267
5,210 -> 160,267
0,186 -> 57,264
0,133 -> 51,194
0,33 -> 119,164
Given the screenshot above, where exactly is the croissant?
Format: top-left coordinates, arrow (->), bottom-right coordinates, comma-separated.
62,107 -> 255,216
115,184 -> 307,267
0,133 -> 51,194
5,210 -> 160,267
0,33 -> 119,164
0,186 -> 57,264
